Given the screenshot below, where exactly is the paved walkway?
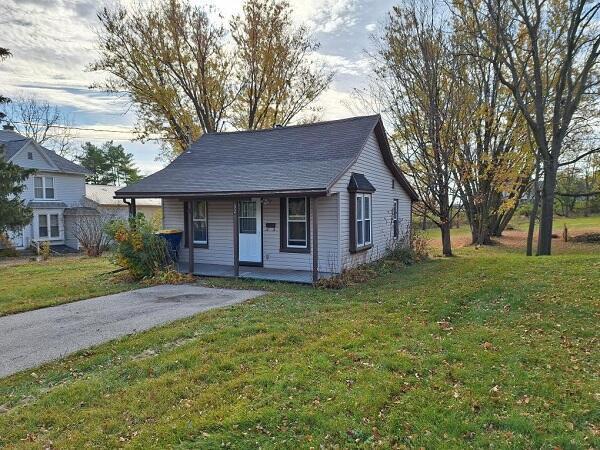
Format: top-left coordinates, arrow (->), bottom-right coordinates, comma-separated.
0,284 -> 264,378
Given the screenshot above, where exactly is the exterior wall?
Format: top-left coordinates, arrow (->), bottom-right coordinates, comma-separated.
331,130 -> 412,270
163,195 -> 341,274
93,205 -> 161,221
10,141 -> 55,171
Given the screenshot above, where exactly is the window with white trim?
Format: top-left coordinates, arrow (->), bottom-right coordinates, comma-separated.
34,176 -> 55,199
355,193 -> 372,247
38,213 -> 60,239
192,200 -> 208,244
287,197 -> 307,248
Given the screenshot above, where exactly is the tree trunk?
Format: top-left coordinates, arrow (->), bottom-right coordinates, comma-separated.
537,161 -> 557,256
440,221 -> 453,256
527,156 -> 541,256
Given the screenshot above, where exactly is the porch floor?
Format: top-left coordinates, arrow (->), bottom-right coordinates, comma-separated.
178,262 -> 330,284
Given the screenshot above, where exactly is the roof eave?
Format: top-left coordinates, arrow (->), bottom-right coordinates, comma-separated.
114,188 -> 329,199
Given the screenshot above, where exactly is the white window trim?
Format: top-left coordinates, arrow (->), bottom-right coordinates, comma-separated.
192,200 -> 208,245
356,193 -> 372,248
393,199 -> 399,238
37,213 -> 62,241
287,197 -> 308,248
33,176 -> 55,200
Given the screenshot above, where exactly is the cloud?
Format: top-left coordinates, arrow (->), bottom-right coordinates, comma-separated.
365,23 -> 377,32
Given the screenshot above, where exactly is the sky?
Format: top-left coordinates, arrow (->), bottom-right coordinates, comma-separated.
1,0 -> 397,175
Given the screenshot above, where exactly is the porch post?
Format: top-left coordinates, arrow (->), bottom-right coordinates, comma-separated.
129,198 -> 136,218
312,197 -> 319,283
187,200 -> 194,274
233,200 -> 239,277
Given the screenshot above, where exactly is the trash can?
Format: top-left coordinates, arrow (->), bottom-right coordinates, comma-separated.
156,229 -> 183,261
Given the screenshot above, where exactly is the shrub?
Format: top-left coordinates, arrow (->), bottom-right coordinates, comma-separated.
106,215 -> 173,280
386,229 -> 429,265
72,212 -> 114,257
0,233 -> 18,257
39,241 -> 51,261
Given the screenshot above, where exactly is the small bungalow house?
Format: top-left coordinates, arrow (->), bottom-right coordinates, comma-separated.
115,115 -> 418,283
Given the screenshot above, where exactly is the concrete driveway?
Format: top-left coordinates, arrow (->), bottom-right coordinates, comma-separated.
0,284 -> 264,378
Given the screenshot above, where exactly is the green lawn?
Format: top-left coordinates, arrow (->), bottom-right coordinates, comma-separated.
1,243 -> 598,448
0,256 -> 139,316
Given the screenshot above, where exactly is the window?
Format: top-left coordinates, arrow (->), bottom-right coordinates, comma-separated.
38,213 -> 60,239
192,200 -> 208,244
355,193 -> 372,248
287,197 -> 308,248
34,177 -> 44,199
280,197 -> 310,252
38,215 -> 48,238
347,172 -> 376,253
27,152 -> 33,160
50,214 -> 59,238
34,176 -> 55,199
393,199 -> 399,238
239,201 -> 257,234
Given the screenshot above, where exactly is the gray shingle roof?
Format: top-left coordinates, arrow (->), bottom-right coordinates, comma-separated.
0,129 -> 90,175
116,115 -> 418,200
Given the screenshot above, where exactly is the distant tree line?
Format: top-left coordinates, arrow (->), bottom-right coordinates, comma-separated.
77,141 -> 141,186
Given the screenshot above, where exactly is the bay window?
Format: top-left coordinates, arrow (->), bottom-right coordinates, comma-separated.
348,172 -> 376,253
38,213 -> 60,239
355,193 -> 372,248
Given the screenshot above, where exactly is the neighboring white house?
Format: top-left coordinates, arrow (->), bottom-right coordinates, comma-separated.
116,115 -> 419,283
84,184 -> 161,221
0,125 -> 90,250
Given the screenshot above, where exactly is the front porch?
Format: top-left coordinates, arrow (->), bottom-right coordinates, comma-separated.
178,262 -> 330,284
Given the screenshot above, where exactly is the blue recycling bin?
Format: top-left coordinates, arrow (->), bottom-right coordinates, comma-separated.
157,230 -> 183,261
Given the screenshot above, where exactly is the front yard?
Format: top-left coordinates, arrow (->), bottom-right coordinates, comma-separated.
0,256 -> 139,316
0,240 -> 598,448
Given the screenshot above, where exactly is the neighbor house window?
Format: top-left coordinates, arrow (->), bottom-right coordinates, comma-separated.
280,197 -> 310,252
38,213 -> 60,239
38,215 -> 48,238
34,176 -> 55,199
193,200 -> 208,244
27,152 -> 33,160
393,199 -> 399,238
355,193 -> 372,247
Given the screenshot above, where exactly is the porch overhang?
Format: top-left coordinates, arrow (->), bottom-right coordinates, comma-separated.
114,188 -> 329,200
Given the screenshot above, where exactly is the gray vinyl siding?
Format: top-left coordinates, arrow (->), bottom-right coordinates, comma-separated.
164,196 -> 341,274
164,199 -> 234,266
332,130 -> 412,270
21,171 -> 86,206
10,142 -> 55,171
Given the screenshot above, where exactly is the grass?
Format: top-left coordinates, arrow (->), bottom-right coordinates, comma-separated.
0,230 -> 598,448
0,255 -> 139,316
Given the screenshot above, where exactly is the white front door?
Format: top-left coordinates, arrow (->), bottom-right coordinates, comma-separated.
238,199 -> 262,264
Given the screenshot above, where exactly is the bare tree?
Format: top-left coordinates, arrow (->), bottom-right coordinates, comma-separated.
71,211 -> 115,257
1,95 -> 76,156
230,0 -> 333,130
92,0 -> 236,157
373,2 -> 464,256
457,0 -> 600,255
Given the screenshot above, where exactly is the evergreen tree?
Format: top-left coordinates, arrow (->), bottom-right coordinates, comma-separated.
0,158 -> 35,235
77,141 -> 141,185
